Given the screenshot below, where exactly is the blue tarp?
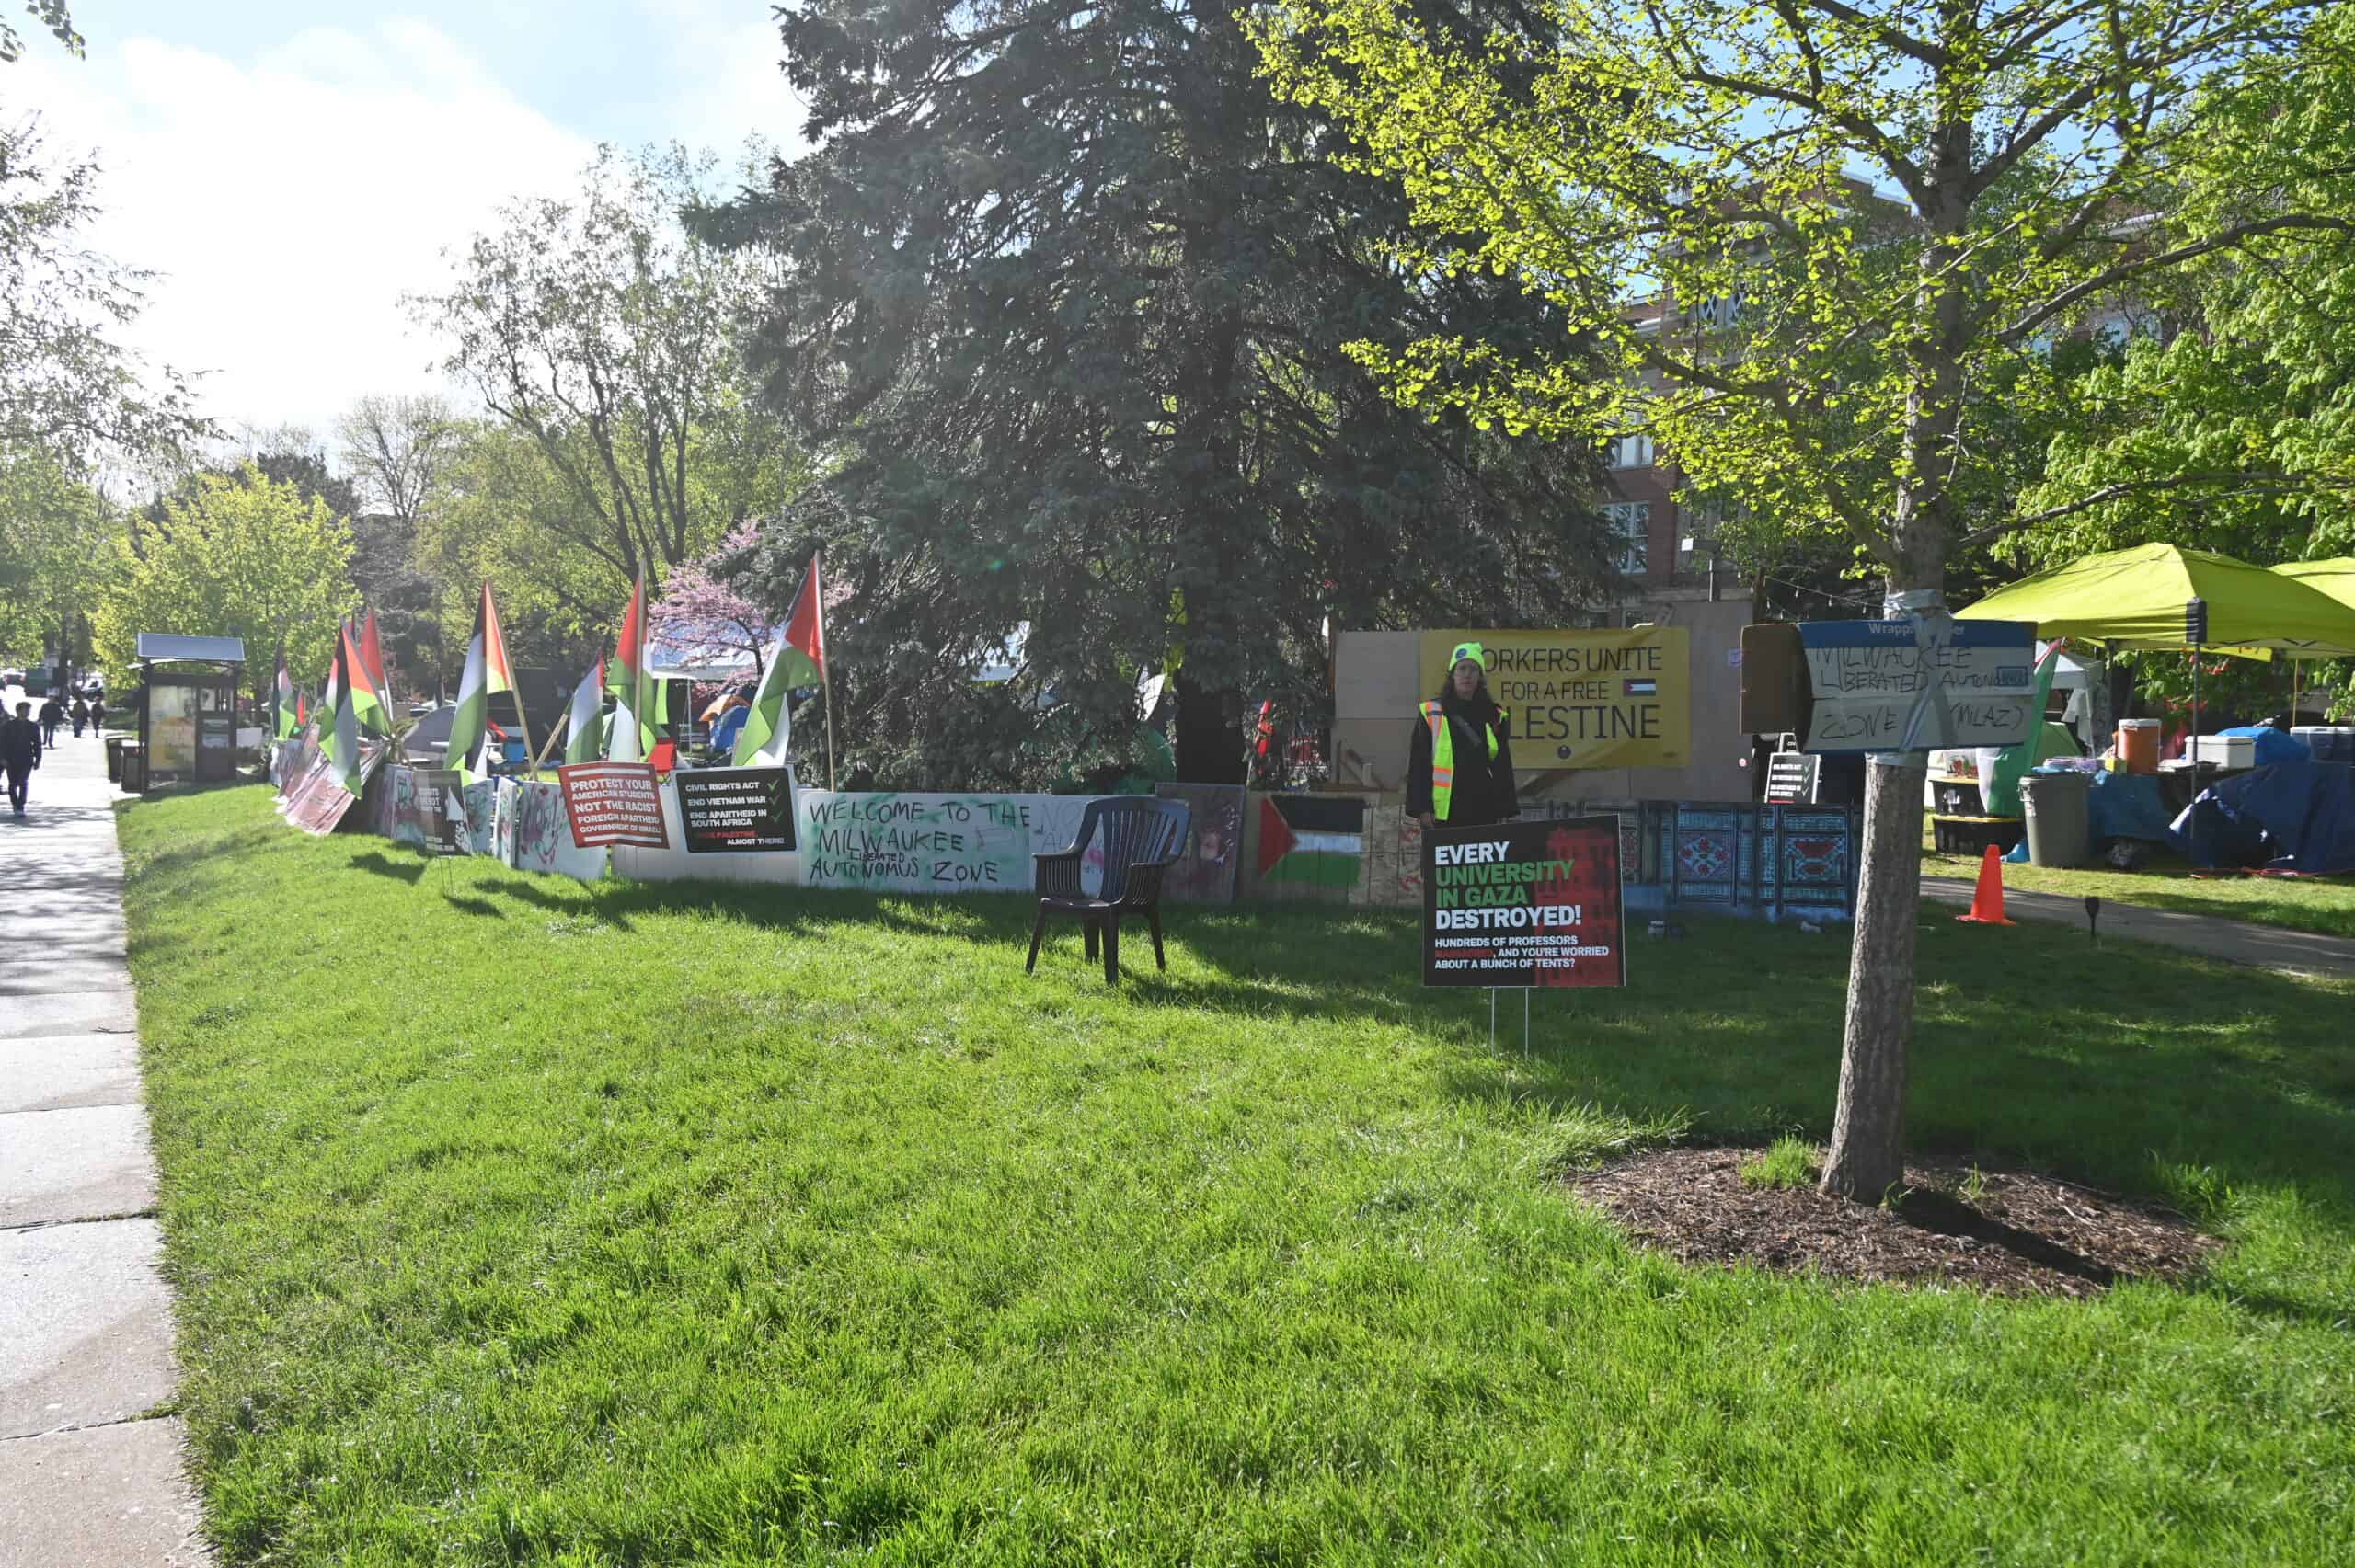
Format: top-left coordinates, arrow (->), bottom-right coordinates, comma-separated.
2217,725 -> 2313,767
2168,761 -> 2355,875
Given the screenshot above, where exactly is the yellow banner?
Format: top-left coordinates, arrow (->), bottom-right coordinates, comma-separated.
1421,627 -> 1691,771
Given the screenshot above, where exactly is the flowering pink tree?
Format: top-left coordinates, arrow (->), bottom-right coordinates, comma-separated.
649,520 -> 771,687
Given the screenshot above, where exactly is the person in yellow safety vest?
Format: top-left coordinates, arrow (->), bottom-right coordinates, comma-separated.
1407,641 -> 1520,830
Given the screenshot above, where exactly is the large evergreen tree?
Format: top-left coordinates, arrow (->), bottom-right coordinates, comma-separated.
706,0 -> 1615,784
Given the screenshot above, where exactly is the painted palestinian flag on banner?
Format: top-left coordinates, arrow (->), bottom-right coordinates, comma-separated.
442,582 -> 519,783
564,657 -> 605,765
274,652 -> 298,740
606,575 -> 651,762
731,555 -> 826,768
1256,795 -> 1367,887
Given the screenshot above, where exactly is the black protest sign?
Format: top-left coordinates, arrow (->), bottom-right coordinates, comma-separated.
1422,817 -> 1626,989
414,768 -> 469,855
677,767 -> 797,853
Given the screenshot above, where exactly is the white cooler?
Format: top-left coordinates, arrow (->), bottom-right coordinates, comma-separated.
2186,734 -> 2257,769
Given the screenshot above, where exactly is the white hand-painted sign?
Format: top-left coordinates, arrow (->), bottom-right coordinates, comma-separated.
1798,619 -> 2039,755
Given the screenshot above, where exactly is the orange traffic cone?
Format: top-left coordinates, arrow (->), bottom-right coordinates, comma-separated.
1956,843 -> 2016,925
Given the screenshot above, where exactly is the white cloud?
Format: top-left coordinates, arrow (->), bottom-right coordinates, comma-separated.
11,21 -> 593,439
638,1 -> 810,164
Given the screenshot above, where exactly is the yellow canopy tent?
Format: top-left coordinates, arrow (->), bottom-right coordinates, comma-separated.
2269,559 -> 2355,721
1959,544 -> 2355,754
1959,543 -> 2355,656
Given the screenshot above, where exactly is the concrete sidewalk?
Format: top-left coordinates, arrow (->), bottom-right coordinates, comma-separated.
2,720 -> 210,1565
1922,875 -> 2355,980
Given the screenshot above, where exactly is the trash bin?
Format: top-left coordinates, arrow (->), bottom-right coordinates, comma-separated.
105,735 -> 124,782
2021,770 -> 2092,868
119,740 -> 147,795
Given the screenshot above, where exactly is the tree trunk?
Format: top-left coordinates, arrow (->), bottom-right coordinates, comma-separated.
1821,141 -> 1971,1199
1820,753 -> 1926,1197
1174,679 -> 1245,783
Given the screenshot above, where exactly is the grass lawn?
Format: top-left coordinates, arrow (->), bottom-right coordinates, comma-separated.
1922,815 -> 2355,940
122,786 -> 2355,1565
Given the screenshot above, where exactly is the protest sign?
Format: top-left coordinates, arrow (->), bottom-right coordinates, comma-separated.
557,761 -> 670,850
796,792 -> 1093,893
677,767 -> 797,853
1422,817 -> 1626,988
1741,618 -> 2039,753
1421,627 -> 1690,771
412,768 -> 469,855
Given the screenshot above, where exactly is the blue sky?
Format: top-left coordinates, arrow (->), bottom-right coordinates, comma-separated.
12,3 -> 806,439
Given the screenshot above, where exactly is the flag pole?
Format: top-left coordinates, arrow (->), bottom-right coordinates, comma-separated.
820,547 -> 838,792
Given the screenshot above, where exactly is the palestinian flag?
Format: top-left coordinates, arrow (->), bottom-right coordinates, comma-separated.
273,652 -> 298,740
351,611 -> 392,734
313,652 -> 339,748
341,616 -> 389,746
606,574 -> 652,762
1256,795 -> 1366,888
328,624 -> 366,796
564,657 -> 605,765
442,582 -> 519,783
732,554 -> 826,768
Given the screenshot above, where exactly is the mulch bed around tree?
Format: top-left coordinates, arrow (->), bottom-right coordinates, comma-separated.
1569,1148 -> 2223,1298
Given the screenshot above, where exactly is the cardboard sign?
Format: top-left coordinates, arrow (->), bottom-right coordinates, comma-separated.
1422,817 -> 1626,988
677,767 -> 796,853
1797,620 -> 2038,754
557,761 -> 670,849
1421,627 -> 1690,771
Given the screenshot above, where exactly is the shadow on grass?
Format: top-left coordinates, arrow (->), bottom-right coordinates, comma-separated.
352,851 -> 424,886
442,894 -> 506,919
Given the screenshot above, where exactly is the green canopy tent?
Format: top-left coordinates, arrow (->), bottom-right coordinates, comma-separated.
1959,544 -> 2355,757
2270,559 -> 2355,721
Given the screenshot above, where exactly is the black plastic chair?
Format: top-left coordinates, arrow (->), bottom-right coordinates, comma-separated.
1027,796 -> 1191,984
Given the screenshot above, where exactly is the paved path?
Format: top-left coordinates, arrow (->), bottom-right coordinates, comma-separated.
1921,875 -> 2355,980
1,715 -> 211,1565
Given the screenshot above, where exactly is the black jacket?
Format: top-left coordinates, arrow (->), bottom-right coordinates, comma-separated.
1,715 -> 41,770
1407,691 -> 1519,824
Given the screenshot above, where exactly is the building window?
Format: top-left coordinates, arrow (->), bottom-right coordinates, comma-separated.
1607,433 -> 1654,470
1603,501 -> 1650,575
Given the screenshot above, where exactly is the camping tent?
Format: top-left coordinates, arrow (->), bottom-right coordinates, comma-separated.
1959,544 -> 2355,656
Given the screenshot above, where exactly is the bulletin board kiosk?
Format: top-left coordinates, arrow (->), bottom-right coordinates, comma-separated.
134,633 -> 247,790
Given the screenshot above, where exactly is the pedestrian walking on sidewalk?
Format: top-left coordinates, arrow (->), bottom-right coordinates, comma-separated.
3,700 -> 41,816
38,692 -> 63,747
70,693 -> 89,738
90,693 -> 106,732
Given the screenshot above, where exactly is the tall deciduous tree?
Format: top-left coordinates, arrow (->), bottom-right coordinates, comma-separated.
703,0 -> 1616,784
414,418 -> 637,676
410,144 -> 789,591
2,115 -> 204,461
0,441 -> 118,667
94,464 -> 359,707
2022,11 -> 2355,566
1258,0 -> 2346,1196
